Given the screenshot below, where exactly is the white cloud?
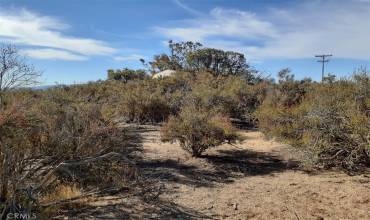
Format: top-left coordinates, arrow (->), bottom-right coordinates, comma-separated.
0,8 -> 116,60
156,7 -> 277,42
157,1 -> 370,61
21,48 -> 87,61
172,0 -> 202,16
114,54 -> 145,62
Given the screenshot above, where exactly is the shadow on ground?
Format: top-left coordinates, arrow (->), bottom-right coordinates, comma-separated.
63,124 -> 299,219
58,124 -> 215,219
139,148 -> 299,188
61,195 -> 213,219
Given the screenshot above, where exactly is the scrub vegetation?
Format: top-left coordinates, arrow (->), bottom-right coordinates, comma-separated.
0,42 -> 369,218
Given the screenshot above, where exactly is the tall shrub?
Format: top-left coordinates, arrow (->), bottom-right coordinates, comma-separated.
161,106 -> 240,157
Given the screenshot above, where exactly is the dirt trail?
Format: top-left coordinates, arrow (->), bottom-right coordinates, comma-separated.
76,125 -> 370,219
137,125 -> 370,220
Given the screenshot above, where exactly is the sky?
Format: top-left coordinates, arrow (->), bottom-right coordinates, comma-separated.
1,0 -> 370,85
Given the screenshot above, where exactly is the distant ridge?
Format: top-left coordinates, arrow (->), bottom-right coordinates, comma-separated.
31,85 -> 55,90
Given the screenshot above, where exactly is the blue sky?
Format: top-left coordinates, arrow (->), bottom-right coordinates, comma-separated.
1,0 -> 370,85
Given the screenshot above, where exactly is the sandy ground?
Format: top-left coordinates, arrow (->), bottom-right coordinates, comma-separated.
138,125 -> 370,220
73,125 -> 370,220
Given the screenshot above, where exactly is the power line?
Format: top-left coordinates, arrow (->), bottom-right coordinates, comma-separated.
315,54 -> 332,82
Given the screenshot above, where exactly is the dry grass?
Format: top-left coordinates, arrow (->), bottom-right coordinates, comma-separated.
41,184 -> 84,204
39,184 -> 92,218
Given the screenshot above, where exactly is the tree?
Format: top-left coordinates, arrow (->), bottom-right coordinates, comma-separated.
107,68 -> 147,82
148,54 -> 174,73
0,45 -> 41,105
277,68 -> 294,83
323,73 -> 336,83
187,48 -> 250,76
142,41 -> 202,73
168,40 -> 202,70
275,68 -> 312,107
142,41 -> 255,81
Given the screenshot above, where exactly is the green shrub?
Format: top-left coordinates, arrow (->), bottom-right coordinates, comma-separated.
160,106 -> 240,157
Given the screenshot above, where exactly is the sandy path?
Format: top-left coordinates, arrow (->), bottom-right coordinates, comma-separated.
138,126 -> 370,220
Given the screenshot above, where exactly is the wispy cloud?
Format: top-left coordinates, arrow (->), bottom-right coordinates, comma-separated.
114,54 -> 145,62
157,1 -> 370,61
172,0 -> 202,16
0,8 -> 116,60
21,48 -> 87,61
156,8 -> 276,42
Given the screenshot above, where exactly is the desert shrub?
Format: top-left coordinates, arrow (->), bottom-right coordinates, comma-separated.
257,71 -> 370,171
0,95 -> 137,218
297,82 -> 370,170
31,98 -> 137,184
160,106 -> 240,157
273,68 -> 312,107
216,75 -> 267,123
117,81 -> 171,123
27,80 -> 170,124
182,72 -> 265,127
256,69 -> 312,140
156,71 -> 193,114
47,71 -> 262,125
0,101 -> 42,202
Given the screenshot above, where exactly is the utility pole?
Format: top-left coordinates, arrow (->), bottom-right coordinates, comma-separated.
315,54 -> 332,82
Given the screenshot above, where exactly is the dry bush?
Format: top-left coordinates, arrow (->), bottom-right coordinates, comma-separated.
33,71 -> 262,126
141,71 -> 264,125
161,106 -> 240,157
0,101 -> 41,200
0,69 -> 265,218
212,74 -> 267,123
0,93 -> 138,218
256,70 -> 312,142
155,71 -> 193,114
298,81 -> 370,171
117,82 -> 171,123
163,72 -> 264,124
257,71 -> 370,172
